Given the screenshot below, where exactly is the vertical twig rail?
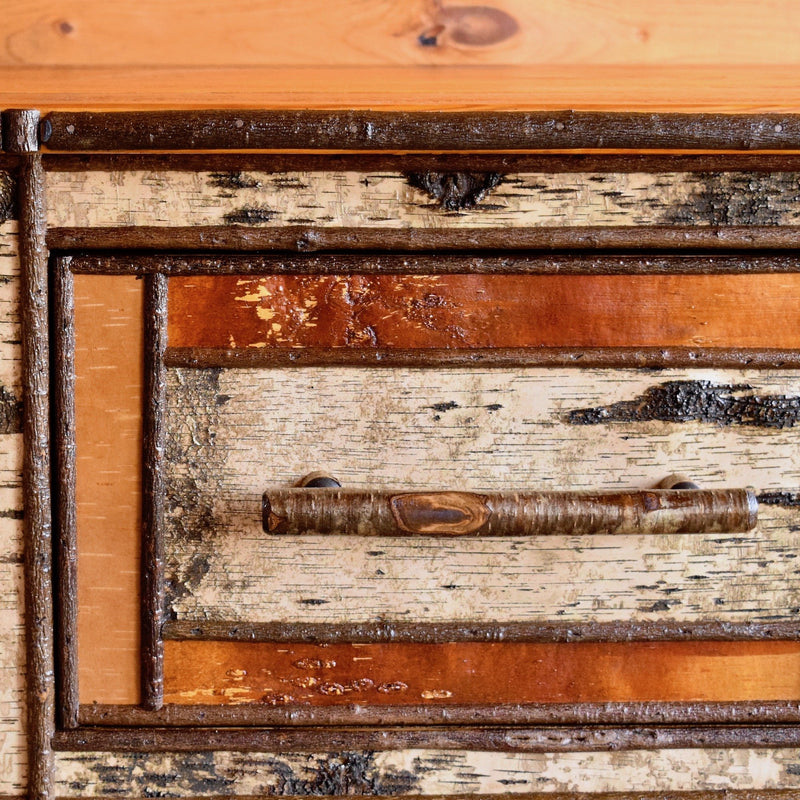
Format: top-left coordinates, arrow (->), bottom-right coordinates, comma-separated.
4,109 -> 55,800
141,273 -> 167,711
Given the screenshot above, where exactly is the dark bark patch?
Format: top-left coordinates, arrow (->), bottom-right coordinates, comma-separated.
208,171 -> 262,191
0,385 -> 23,434
267,751 -> 421,795
758,491 -> 800,507
405,171 -> 504,211
664,172 -> 800,225
66,751 -> 235,796
224,205 -> 277,224
567,380 -> 800,429
0,172 -> 15,222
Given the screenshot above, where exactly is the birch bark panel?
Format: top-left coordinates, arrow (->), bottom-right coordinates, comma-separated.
167,273 -> 800,351
53,748 -> 800,796
73,274 -> 143,705
0,220 -> 25,796
44,170 -> 800,229
162,640 -> 800,706
164,367 -> 800,626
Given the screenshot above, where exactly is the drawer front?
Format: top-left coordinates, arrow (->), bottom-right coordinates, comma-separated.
19,154 -> 800,795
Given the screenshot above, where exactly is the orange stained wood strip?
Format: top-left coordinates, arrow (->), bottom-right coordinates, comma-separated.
74,274 -> 142,705
6,66 -> 800,113
167,274 -> 800,351
163,640 -> 800,706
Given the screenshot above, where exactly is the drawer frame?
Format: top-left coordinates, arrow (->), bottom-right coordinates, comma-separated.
8,108 -> 800,799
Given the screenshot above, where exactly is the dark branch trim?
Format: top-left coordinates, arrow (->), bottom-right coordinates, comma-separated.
52,725 -> 800,754
67,253 -> 800,277
16,110 -> 55,800
51,257 -> 78,729
38,110 -> 800,152
46,225 -> 800,252
163,619 -> 800,645
141,274 -> 167,711
38,151 -> 800,173
164,346 -> 800,370
75,700 -> 800,728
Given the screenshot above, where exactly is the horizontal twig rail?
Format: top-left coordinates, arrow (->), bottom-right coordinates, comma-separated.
262,488 -> 758,537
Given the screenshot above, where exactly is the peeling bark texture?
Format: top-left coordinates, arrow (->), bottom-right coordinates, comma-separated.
44,170 -> 800,229
53,749 -> 800,796
163,367 -> 800,627
0,173 -> 15,224
567,380 -> 800,428
0,219 -> 25,795
404,172 -> 504,210
166,274 -> 800,353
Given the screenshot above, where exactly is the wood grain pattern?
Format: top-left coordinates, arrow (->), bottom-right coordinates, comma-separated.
9,65 -> 800,112
45,169 -> 800,229
167,274 -> 800,352
162,640 -> 800,706
164,367 -> 800,627
0,218 -> 25,796
74,275 -> 142,706
53,749 -> 800,796
8,1 -> 800,68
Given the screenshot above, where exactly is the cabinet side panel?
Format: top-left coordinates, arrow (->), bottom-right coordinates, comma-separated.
0,215 -> 26,795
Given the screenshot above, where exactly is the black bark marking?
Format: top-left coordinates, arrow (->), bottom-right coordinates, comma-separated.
208,171 -> 262,191
224,205 -> 278,224
429,400 -> 460,413
405,171 -> 504,210
568,380 -> 800,429
266,752 -> 421,795
0,385 -> 23,434
664,172 -> 800,225
67,751 -> 235,796
0,172 -> 15,222
758,491 -> 800,507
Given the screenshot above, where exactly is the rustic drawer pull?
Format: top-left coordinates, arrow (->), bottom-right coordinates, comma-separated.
262,475 -> 757,537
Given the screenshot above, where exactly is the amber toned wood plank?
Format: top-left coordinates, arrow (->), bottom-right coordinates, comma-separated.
163,640 -> 800,706
8,1 -> 800,68
74,275 -> 142,705
53,749 -> 800,795
45,169 -> 800,229
167,274 -> 800,352
164,367 -> 800,626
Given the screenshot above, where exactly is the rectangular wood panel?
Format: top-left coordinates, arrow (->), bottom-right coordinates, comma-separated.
167,274 -> 800,353
9,0 -> 800,68
163,640 -> 800,706
74,274 -> 142,705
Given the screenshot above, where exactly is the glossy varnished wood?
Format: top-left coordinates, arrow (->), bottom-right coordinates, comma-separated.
162,640 -> 800,707
167,274 -> 800,353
